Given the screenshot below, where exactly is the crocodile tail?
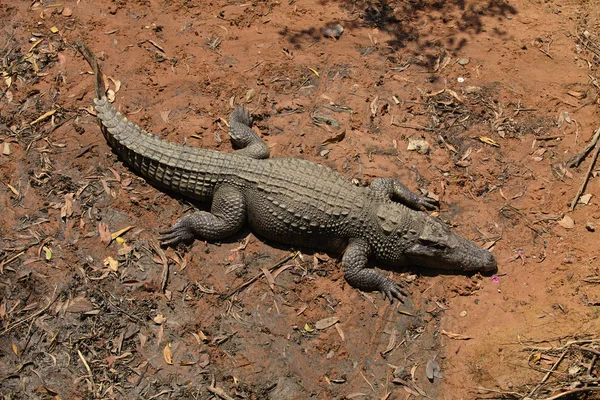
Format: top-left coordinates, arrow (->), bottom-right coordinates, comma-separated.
74,40 -> 159,162
74,40 -> 106,100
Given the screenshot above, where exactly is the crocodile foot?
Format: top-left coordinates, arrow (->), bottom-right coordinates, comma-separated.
159,219 -> 195,247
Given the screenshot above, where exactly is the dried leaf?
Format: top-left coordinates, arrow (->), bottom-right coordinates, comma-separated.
98,222 -> 111,244
479,136 -> 500,147
42,246 -> 52,260
163,343 -> 173,365
567,91 -> 585,100
12,342 -> 18,356
104,256 -> 119,272
425,356 -> 443,380
111,225 -> 134,241
30,109 -> 56,125
108,76 -> 121,93
370,96 -> 379,116
153,314 -> 166,325
60,193 -> 74,220
261,267 -> 276,290
2,142 -> 11,155
440,330 -> 472,340
6,183 -> 20,196
557,215 -> 575,229
245,88 -> 256,102
321,130 -> 346,145
334,323 -> 345,341
198,353 -> 210,368
304,323 -> 314,333
579,193 -> 592,205
308,67 -> 319,77
49,26 -> 59,34
315,316 -> 339,330
66,296 -> 95,313
160,110 -> 171,124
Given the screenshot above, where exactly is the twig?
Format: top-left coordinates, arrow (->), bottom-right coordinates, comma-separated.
207,374 -> 235,400
0,286 -> 58,336
567,126 -> 600,168
540,387 -> 600,400
570,130 -> 600,210
534,135 -> 564,141
77,349 -> 95,391
222,252 -> 297,299
391,122 -> 435,132
572,345 -> 600,357
528,349 -> 568,397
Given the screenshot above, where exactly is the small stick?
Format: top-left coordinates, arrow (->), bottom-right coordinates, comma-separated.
223,252 -> 297,299
542,387 -> 600,400
570,133 -> 600,210
0,286 -> 58,336
528,349 -> 568,398
567,126 -> 600,168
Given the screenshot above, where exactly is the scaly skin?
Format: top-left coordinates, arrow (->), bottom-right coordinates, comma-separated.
76,41 -> 497,302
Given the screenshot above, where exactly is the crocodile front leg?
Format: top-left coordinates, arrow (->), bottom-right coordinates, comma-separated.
342,238 -> 407,302
369,178 -> 438,211
160,184 -> 246,246
228,105 -> 270,159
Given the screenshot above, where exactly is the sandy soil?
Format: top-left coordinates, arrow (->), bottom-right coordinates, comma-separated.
1,0 -> 600,399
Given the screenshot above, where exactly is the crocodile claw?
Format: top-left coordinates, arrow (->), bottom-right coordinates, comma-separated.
159,220 -> 195,247
381,281 -> 407,303
418,195 -> 439,211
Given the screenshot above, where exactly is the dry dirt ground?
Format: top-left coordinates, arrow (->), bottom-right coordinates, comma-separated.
1,0 -> 600,399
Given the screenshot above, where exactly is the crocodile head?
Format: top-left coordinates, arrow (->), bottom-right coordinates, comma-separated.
373,204 -> 497,272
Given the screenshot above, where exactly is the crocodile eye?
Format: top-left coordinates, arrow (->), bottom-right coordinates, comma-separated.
418,238 -> 447,250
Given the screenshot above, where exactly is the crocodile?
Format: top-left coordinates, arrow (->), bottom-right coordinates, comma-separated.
76,42 -> 496,302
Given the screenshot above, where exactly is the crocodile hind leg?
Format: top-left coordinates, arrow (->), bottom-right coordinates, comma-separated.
342,238 -> 407,302
228,105 -> 270,159
160,184 -> 246,246
369,178 -> 438,211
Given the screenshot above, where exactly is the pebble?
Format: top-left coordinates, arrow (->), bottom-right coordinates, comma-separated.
458,58 -> 470,65
324,24 -> 344,39
586,222 -> 595,232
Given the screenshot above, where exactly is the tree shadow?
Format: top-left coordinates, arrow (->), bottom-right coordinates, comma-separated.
280,0 -> 517,66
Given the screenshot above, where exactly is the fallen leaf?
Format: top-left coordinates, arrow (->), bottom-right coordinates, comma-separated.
557,215 -> 575,229
66,296 -> 95,313
98,222 -> 111,244
579,193 -> 592,205
111,225 -> 134,241
321,130 -> 346,145
425,355 -> 443,380
308,67 -> 319,77
30,109 -> 56,125
60,193 -> 74,220
49,26 -> 59,34
154,314 -> 166,325
104,256 -> 119,272
440,330 -> 472,340
245,88 -> 256,102
163,343 -> 173,365
6,183 -> 20,196
567,91 -> 585,100
334,323 -> 345,341
160,110 -> 171,124
315,316 -> 339,330
304,323 -> 314,333
198,353 -> 210,368
479,136 -> 500,147
42,246 -> 52,260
